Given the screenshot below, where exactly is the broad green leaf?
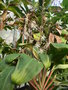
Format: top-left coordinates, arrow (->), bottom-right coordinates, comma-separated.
11,54 -> 43,84
0,66 -> 15,90
39,53 -> 51,69
0,60 -> 7,72
5,53 -> 20,63
49,43 -> 68,62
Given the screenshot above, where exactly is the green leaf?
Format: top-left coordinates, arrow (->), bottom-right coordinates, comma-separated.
0,60 -> 7,72
60,37 -> 66,43
62,0 -> 68,9
0,66 -> 15,90
55,64 -> 68,70
11,54 -> 43,84
49,43 -> 68,62
9,0 -> 20,4
44,0 -> 51,7
5,53 -> 20,63
21,0 -> 30,5
0,1 -> 7,10
60,81 -> 68,86
8,6 -> 24,17
0,47 -> 3,53
39,53 -> 51,69
61,29 -> 68,35
32,47 -> 39,59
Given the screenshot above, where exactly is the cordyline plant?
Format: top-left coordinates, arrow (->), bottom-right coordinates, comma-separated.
0,0 -> 68,90
0,43 -> 68,90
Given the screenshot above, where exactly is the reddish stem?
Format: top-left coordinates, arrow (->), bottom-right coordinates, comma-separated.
29,81 -> 38,90
42,69 -> 47,88
45,75 -> 55,90
44,67 -> 54,89
49,85 -> 55,90
33,78 -> 41,90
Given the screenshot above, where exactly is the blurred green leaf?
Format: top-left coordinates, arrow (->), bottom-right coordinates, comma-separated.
5,53 -> 20,63
0,60 -> 7,72
55,64 -> 68,70
8,6 -> 24,17
0,66 -> 15,90
62,29 -> 68,35
39,53 -> 51,69
0,1 -> 7,10
49,43 -> 68,63
62,0 -> 68,9
11,54 -> 43,84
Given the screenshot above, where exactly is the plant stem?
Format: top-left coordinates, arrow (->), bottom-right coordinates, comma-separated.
49,85 -> 55,90
44,67 -> 54,89
38,71 -> 42,89
45,75 -> 56,90
33,78 -> 41,90
29,81 -> 38,90
42,68 -> 47,89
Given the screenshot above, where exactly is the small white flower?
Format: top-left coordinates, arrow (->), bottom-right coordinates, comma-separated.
50,12 -> 56,19
50,12 -> 54,17
56,19 -> 63,25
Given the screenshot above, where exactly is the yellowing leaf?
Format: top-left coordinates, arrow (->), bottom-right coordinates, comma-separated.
33,33 -> 41,41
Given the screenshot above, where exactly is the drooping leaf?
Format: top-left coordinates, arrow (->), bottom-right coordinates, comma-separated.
39,53 -> 51,69
0,66 -> 15,90
5,53 -> 20,63
11,54 -> 43,84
